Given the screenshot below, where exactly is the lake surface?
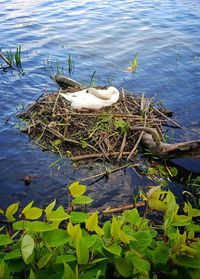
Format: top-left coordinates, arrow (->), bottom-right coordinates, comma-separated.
0,0 -> 200,209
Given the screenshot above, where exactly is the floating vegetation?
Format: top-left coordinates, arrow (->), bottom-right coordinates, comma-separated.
127,51 -> 138,72
19,84 -> 173,163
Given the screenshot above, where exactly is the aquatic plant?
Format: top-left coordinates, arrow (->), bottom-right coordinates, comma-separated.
68,53 -> 74,74
89,70 -> 96,87
0,184 -> 200,278
128,51 -> 138,72
14,46 -> 21,67
43,53 -> 74,76
0,46 -> 22,69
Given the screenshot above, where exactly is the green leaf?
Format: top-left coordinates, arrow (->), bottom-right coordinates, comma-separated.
73,196 -> 93,205
56,254 -> 76,264
173,256 -> 200,268
172,215 -> 191,227
76,237 -> 89,265
38,252 -> 52,269
80,262 -> 107,278
86,212 -> 100,232
5,202 -> 19,222
21,234 -> 35,264
170,167 -> 178,177
151,246 -> 170,264
0,209 -> 4,215
22,201 -> 34,214
67,222 -> 82,241
69,212 -> 89,223
111,216 -> 121,239
123,208 -> 140,225
62,262 -> 75,279
47,207 -> 69,222
43,229 -> 70,247
127,252 -> 150,274
69,181 -> 86,197
114,257 -> 133,278
23,207 -> 43,220
129,231 -> 152,252
44,199 -> 56,215
4,249 -> 21,260
28,269 -> 36,279
0,235 -> 12,246
6,259 -> 24,274
13,220 -> 57,232
119,229 -> 135,244
82,234 -> 99,249
0,260 -> 10,279
148,199 -> 167,211
103,221 -> 111,239
103,244 -> 122,256
186,224 -> 200,232
190,208 -> 200,218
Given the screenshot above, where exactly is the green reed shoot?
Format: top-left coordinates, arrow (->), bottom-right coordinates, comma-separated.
89,70 -> 96,87
5,46 -> 22,67
68,53 -> 74,73
15,46 -> 21,66
128,51 -> 138,72
6,50 -> 14,65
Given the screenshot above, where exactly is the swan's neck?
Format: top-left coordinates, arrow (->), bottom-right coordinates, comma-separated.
87,88 -> 111,100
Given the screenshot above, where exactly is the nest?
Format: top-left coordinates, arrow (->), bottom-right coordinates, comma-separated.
19,87 -> 170,162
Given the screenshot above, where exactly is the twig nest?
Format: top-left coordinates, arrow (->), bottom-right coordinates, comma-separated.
19,87 -> 168,162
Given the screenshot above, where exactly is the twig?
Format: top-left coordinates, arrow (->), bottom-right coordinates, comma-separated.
127,131 -> 143,160
101,201 -> 145,214
118,132 -> 127,160
52,89 -> 61,115
80,162 -> 137,182
121,88 -> 131,115
127,95 -> 150,160
0,51 -> 13,67
152,107 -> 181,128
70,151 -> 130,161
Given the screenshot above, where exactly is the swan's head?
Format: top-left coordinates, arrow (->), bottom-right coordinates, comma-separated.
107,87 -> 120,96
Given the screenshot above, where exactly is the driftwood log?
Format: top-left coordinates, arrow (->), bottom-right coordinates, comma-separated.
132,127 -> 200,159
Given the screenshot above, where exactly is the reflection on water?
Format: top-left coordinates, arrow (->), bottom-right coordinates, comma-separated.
0,0 -> 200,209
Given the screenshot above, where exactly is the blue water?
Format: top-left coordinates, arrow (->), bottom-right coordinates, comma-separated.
0,0 -> 200,209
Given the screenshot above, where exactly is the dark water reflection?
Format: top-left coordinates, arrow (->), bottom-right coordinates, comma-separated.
0,0 -> 200,209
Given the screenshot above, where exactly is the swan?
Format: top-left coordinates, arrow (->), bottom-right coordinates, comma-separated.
59,86 -> 119,109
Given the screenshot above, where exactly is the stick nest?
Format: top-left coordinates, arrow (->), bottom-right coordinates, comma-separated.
19,87 -> 169,162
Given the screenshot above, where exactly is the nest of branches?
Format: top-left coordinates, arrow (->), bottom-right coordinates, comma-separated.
19,87 -> 170,162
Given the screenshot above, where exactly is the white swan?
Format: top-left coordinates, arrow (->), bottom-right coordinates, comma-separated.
59,86 -> 119,109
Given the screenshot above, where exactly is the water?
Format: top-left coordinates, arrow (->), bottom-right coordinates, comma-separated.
0,0 -> 200,209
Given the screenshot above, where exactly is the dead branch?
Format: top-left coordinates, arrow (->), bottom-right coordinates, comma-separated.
101,201 -> 145,214
131,126 -> 200,158
70,151 -> 130,161
0,51 -> 13,67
